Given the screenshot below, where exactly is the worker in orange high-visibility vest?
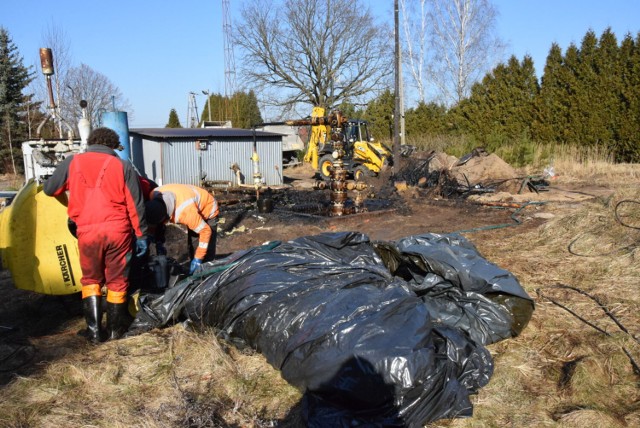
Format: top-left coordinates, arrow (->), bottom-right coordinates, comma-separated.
145,184 -> 219,275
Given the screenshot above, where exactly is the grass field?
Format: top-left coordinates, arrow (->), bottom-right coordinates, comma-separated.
0,155 -> 639,427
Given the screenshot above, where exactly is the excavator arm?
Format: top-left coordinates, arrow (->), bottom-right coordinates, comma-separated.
303,107 -> 330,170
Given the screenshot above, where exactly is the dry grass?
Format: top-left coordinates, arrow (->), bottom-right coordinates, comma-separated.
0,174 -> 24,191
0,326 -> 301,427
450,186 -> 640,427
2,153 -> 640,427
525,143 -> 640,185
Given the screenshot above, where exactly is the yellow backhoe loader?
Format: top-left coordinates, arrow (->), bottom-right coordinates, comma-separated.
271,107 -> 393,180
315,116 -> 392,180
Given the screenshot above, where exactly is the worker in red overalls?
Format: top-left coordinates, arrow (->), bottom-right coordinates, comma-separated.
44,127 -> 148,343
144,184 -> 219,275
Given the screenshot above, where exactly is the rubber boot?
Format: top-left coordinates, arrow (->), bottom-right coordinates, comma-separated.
106,302 -> 132,341
82,295 -> 103,344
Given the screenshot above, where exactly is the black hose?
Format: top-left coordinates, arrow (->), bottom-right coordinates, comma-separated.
454,201 -> 545,234
536,284 -> 640,378
568,199 -> 640,257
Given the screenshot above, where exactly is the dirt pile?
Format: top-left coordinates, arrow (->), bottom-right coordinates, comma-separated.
390,149 -> 524,200
450,152 -> 521,192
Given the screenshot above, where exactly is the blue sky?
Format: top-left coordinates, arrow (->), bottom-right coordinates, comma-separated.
3,1 -> 639,127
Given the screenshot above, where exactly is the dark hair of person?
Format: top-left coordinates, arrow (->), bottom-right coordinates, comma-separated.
87,127 -> 120,149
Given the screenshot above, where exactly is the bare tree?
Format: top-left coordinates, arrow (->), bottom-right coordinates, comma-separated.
401,0 -> 504,106
430,0 -> 504,105
400,0 -> 429,104
235,0 -> 392,115
60,64 -> 132,130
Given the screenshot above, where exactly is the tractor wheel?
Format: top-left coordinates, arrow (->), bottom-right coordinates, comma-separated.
353,165 -> 373,181
318,154 -> 335,179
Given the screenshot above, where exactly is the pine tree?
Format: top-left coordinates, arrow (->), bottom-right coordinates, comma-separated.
0,27 -> 35,174
165,108 -> 182,128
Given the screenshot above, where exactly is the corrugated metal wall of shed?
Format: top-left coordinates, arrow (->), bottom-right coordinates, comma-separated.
161,137 -> 283,186
161,139 -> 200,185
131,135 -> 163,184
254,139 -> 284,185
143,138 -> 164,184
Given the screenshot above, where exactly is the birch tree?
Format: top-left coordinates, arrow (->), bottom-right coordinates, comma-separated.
400,0 -> 429,103
401,0 -> 504,106
431,0 -> 504,104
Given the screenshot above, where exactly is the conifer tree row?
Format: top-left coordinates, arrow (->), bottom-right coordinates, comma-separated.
365,27 -> 640,163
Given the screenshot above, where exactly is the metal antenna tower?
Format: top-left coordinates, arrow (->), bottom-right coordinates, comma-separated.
187,92 -> 200,128
222,0 -> 237,122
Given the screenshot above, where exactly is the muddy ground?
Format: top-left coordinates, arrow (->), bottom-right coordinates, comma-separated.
0,162 -> 614,387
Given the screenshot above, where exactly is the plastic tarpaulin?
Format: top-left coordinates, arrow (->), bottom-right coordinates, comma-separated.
129,231 -> 534,427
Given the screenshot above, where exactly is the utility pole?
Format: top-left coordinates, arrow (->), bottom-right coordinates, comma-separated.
393,0 -> 401,174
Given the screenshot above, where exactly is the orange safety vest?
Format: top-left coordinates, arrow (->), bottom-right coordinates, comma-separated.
154,184 -> 219,259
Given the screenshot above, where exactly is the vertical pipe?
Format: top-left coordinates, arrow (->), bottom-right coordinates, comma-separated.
101,111 -> 131,161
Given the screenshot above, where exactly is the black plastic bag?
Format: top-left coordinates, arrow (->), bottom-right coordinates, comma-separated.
128,231 -> 533,426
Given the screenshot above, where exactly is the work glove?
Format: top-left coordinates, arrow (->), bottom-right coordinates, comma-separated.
189,258 -> 203,275
135,237 -> 148,258
156,242 -> 167,256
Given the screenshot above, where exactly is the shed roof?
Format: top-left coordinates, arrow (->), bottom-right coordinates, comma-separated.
130,127 -> 282,140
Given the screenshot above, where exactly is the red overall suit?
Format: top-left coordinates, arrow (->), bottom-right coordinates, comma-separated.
44,142 -> 147,342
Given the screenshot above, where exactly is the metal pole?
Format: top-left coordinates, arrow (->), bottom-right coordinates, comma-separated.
393,0 -> 401,175
202,90 -> 211,122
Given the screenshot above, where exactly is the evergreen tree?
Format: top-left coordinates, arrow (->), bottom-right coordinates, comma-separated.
533,43 -> 570,143
404,102 -> 447,139
448,55 -> 539,145
165,108 -> 182,128
439,27 -> 640,162
498,55 -> 539,140
593,28 -> 623,148
617,32 -> 640,161
234,90 -> 263,128
363,89 -> 395,141
0,27 -> 35,174
558,44 -> 581,144
200,93 -> 227,124
572,30 -> 603,145
200,91 -> 263,128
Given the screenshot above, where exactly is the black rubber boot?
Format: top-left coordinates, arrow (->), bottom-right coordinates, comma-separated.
106,302 -> 132,341
82,295 -> 103,344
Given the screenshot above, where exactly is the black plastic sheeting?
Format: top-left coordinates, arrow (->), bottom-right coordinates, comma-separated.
129,231 -> 534,427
